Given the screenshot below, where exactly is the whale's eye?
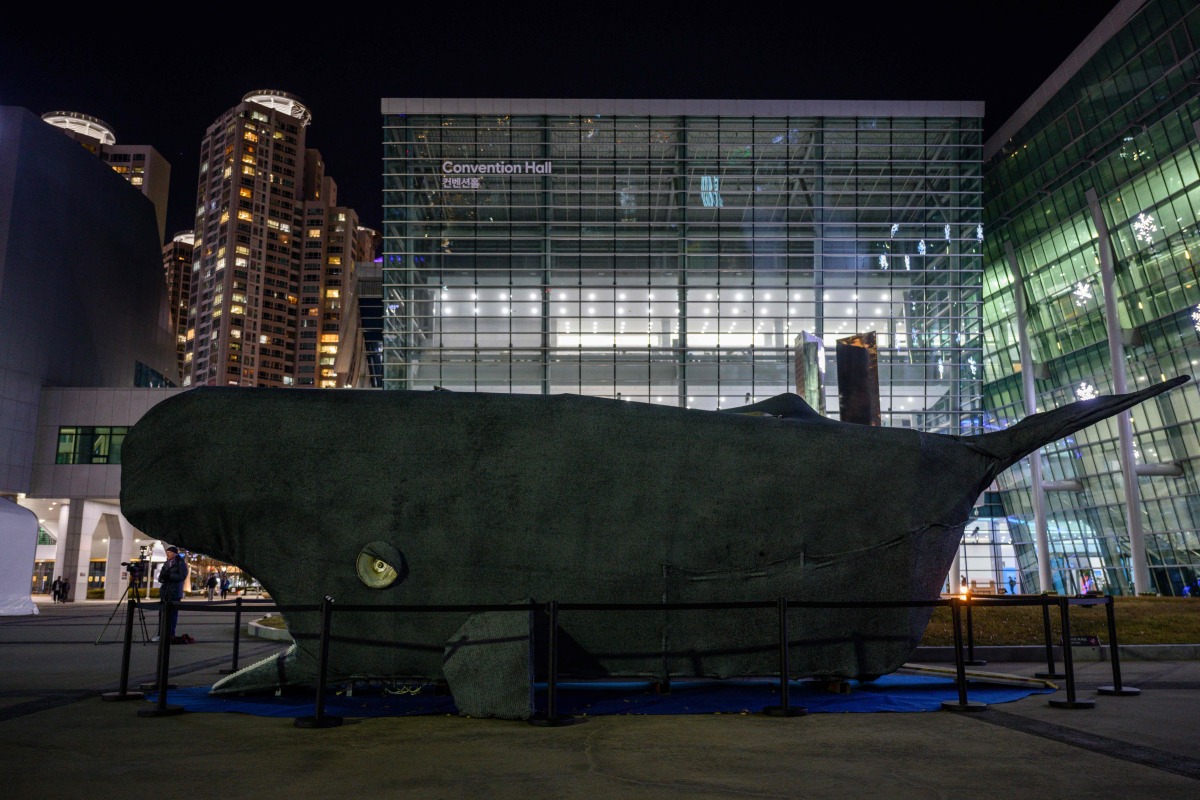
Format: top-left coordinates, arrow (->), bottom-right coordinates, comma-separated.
356,541 -> 404,589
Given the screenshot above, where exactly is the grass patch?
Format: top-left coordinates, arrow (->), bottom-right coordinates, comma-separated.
920,596 -> 1200,646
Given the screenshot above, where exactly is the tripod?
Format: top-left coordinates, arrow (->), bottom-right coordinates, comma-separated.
95,574 -> 150,645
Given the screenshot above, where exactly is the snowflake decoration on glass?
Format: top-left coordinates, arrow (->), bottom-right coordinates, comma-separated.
1133,212 -> 1157,245
890,223 -> 899,238
904,255 -> 911,270
1192,304 -> 1200,333
917,240 -> 927,255
1076,382 -> 1098,401
967,356 -> 978,377
879,254 -> 889,270
1073,282 -> 1092,306
944,224 -> 951,242
976,224 -> 984,242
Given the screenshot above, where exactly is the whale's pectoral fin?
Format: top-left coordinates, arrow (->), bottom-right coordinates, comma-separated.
208,643 -> 317,696
442,601 -> 537,720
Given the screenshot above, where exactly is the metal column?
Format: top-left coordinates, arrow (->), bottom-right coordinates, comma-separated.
1005,242 -> 1053,593
1086,187 -> 1150,594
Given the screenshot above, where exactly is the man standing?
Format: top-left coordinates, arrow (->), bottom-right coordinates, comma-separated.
51,576 -> 63,603
154,546 -> 189,642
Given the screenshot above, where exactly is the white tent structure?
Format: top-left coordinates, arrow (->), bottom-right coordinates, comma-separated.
0,498 -> 38,615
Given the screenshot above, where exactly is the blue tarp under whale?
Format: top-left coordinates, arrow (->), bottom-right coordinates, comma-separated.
148,673 -> 1054,718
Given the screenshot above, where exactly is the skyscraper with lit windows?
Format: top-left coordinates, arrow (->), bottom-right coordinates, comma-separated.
162,231 -> 194,386
186,90 -> 375,388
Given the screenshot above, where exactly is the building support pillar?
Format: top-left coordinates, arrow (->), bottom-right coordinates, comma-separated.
1086,187 -> 1151,594
55,500 -> 90,602
1005,242 -> 1053,593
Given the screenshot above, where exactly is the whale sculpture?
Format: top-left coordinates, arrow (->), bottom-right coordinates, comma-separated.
119,376 -> 1190,717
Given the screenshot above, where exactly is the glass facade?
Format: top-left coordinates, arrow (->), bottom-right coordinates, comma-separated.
382,100 -> 984,433
55,426 -> 129,465
982,0 -> 1200,596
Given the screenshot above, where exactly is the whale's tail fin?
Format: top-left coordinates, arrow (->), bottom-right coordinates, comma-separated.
963,375 -> 1190,475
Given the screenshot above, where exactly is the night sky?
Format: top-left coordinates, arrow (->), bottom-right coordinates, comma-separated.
2,3 -> 1120,237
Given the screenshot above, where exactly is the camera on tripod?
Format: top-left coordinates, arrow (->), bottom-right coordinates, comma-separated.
98,545 -> 153,645
121,545 -> 152,583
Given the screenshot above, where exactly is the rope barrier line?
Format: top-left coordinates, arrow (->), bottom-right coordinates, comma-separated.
119,593 -> 1132,725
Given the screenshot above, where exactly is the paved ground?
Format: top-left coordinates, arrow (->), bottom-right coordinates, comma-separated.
3,595 -> 1199,799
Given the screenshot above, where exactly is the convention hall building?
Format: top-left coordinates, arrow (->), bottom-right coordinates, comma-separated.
380,99 -> 985,431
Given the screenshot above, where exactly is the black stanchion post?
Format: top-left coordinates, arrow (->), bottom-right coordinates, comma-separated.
1098,595 -> 1139,696
296,595 -> 343,728
763,597 -> 806,717
1035,596 -> 1065,679
942,597 -> 987,712
220,596 -> 243,675
102,592 -> 144,701
137,600 -> 185,717
1049,596 -> 1094,709
530,599 -> 577,726
964,596 -> 987,666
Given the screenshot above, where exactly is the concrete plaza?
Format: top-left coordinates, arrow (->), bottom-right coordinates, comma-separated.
2,596 -> 1198,799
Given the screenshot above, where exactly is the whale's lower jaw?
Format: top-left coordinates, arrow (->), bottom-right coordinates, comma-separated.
208,611 -> 933,703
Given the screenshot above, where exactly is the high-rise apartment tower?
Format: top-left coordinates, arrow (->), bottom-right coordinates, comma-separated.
42,110 -> 172,245
185,90 -> 375,388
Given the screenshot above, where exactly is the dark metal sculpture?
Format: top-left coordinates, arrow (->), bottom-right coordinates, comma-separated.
119,376 -> 1189,717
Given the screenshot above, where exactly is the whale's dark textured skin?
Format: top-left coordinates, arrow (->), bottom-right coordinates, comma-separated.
119,377 -> 1190,712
